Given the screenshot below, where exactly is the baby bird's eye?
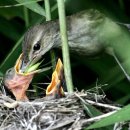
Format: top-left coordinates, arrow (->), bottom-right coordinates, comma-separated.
33,42 -> 40,51
7,68 -> 12,74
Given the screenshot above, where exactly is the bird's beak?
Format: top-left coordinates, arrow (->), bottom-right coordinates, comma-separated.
18,54 -> 43,74
20,60 -> 29,73
16,53 -> 29,73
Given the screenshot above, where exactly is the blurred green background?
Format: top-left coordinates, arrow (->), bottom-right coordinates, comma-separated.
0,0 -> 130,104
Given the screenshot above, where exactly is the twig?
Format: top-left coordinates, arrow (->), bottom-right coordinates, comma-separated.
0,95 -> 15,103
4,101 -> 18,108
0,113 -> 13,127
85,99 -> 121,110
74,92 -> 121,110
27,105 -> 46,130
0,92 -> 126,129
44,109 -> 76,113
46,118 -> 75,130
82,110 -> 117,125
68,117 -> 81,130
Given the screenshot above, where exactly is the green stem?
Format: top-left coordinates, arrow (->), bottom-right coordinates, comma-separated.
57,0 -> 73,93
23,6 -> 29,28
44,0 -> 56,69
0,36 -> 24,73
44,0 -> 51,21
118,0 -> 125,11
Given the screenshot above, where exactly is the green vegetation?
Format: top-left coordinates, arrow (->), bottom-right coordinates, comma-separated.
0,0 -> 130,129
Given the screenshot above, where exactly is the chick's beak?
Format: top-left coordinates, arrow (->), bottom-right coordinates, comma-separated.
4,68 -> 33,101
4,53 -> 35,101
46,59 -> 65,98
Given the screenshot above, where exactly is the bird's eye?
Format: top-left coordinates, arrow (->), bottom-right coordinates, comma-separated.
33,42 -> 40,51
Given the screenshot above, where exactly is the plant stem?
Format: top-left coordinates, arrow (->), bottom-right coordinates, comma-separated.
44,0 -> 56,69
44,0 -> 51,21
118,0 -> 125,11
57,0 -> 73,93
23,7 -> 29,28
0,36 -> 24,73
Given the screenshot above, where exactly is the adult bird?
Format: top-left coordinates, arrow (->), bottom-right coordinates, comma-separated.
20,9 -> 130,80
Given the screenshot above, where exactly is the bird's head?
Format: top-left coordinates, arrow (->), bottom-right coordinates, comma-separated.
20,23 -> 58,72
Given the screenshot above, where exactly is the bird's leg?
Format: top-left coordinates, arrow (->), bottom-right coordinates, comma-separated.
113,53 -> 130,82
107,47 -> 130,82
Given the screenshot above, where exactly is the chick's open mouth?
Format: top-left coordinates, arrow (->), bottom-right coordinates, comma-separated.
4,53 -> 47,101
4,53 -> 65,101
16,53 -> 44,75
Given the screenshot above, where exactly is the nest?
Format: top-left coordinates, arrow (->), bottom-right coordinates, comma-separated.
2,54 -> 122,129
0,90 -> 121,130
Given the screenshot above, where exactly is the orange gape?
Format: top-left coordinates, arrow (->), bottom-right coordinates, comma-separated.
4,54 -> 35,101
46,59 -> 65,98
4,70 -> 34,101
4,55 -> 64,101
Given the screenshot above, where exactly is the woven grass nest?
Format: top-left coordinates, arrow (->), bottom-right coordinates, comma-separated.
0,90 -> 121,130
0,55 -> 122,130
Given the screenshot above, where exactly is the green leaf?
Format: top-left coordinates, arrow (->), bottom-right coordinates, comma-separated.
0,36 -> 23,73
116,94 -> 130,104
83,103 -> 102,117
0,0 -> 24,19
86,105 -> 130,129
15,0 -> 46,17
0,17 -> 22,41
0,71 -> 3,76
